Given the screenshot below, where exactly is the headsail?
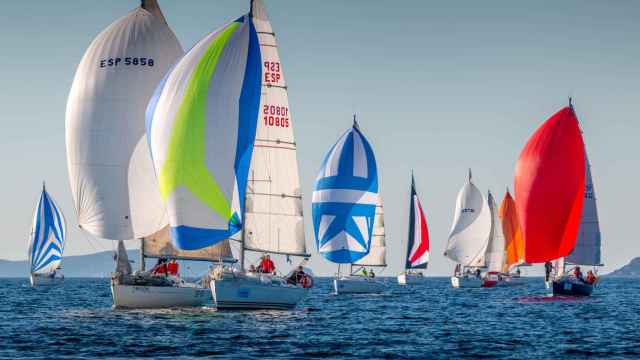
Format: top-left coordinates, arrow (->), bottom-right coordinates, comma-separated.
499,189 -> 524,272
66,3 -> 182,240
313,121 -> 379,264
147,14 -> 262,250
354,195 -> 386,267
515,106 -> 585,263
405,175 -> 429,269
242,0 -> 306,257
484,191 -> 506,272
445,170 -> 491,267
566,152 -> 602,266
28,185 -> 66,275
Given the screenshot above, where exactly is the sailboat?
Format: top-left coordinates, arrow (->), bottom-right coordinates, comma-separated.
148,0 -> 312,310
398,174 -> 429,285
445,170 -> 491,288
28,184 -> 66,287
514,101 -> 591,296
65,1 -> 214,308
313,118 -> 382,295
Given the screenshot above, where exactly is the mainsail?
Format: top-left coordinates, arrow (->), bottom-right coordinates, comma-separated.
28,185 -> 66,275
313,120 -> 379,264
354,196 -> 386,267
143,226 -> 233,262
515,105 -> 585,263
147,10 -> 262,250
405,175 -> 429,269
445,170 -> 491,267
499,189 -> 524,272
66,2 -> 182,240
484,191 -> 506,273
242,0 -> 307,257
566,153 -> 602,266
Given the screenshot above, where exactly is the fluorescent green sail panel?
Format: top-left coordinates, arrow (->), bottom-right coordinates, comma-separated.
147,17 -> 262,250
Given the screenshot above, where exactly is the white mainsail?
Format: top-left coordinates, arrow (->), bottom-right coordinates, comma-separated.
242,0 -> 306,256
566,154 -> 602,266
65,2 -> 182,240
143,226 -> 233,262
484,191 -> 506,272
445,171 -> 491,267
353,195 -> 386,267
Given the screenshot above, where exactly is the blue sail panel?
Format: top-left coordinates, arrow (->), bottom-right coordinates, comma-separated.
312,124 -> 378,264
28,187 -> 66,275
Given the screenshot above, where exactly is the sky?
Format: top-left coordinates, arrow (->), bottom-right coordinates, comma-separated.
1,0 -> 638,276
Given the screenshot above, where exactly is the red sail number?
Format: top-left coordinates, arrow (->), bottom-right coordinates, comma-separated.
264,61 -> 281,84
263,104 -> 289,128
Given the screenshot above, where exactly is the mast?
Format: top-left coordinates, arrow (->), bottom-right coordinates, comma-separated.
405,172 -> 414,271
139,238 -> 145,272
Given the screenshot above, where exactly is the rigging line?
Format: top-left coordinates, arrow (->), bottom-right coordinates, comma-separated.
246,191 -> 302,199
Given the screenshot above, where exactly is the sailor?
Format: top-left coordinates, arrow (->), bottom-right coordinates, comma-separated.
585,270 -> 597,284
286,266 -> 306,285
475,269 -> 481,278
248,264 -> 257,273
573,266 -> 584,282
151,257 -> 168,276
167,258 -> 179,276
516,268 -> 521,277
259,254 -> 276,274
369,269 -> 375,278
544,261 -> 553,282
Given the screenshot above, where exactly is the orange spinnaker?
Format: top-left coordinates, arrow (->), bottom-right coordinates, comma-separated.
499,190 -> 524,271
514,106 -> 585,264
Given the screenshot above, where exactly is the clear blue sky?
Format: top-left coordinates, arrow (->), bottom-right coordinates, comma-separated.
1,1 -> 638,276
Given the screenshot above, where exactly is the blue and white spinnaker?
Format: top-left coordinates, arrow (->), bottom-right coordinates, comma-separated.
313,119 -> 378,264
28,184 -> 66,275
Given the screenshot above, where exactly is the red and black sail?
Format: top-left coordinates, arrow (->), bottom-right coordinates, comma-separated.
406,175 -> 430,269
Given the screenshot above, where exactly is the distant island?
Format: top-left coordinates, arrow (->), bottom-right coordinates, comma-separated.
607,257 -> 640,277
0,250 -> 210,278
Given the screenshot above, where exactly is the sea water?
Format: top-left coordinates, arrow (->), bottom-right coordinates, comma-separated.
1,277 -> 639,359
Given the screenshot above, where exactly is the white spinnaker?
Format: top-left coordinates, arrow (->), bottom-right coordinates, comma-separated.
243,0 -> 306,256
65,6 -> 182,240
445,177 -> 491,267
484,192 -> 505,272
566,154 -> 602,266
354,195 -> 386,266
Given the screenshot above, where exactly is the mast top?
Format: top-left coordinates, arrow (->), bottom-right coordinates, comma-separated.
141,0 -> 167,24
352,114 -> 360,130
468,168 -> 472,183
42,181 -> 46,191
568,96 -> 573,109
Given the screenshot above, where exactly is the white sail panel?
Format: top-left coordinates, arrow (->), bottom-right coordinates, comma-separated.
566,154 -> 601,266
65,6 -> 182,240
354,196 -> 386,266
143,226 -> 233,262
445,173 -> 491,266
28,187 -> 66,275
484,191 -> 506,272
242,0 -> 306,256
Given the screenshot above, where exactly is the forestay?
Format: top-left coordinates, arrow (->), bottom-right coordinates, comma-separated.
445,171 -> 491,267
566,153 -> 602,266
405,175 -> 429,269
143,226 -> 233,262
66,4 -> 182,240
242,0 -> 306,256
354,196 -> 386,267
147,14 -> 262,250
28,186 -> 66,275
484,191 -> 506,272
313,122 -> 379,264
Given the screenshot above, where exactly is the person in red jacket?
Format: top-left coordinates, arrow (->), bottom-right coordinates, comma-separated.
167,259 -> 179,276
151,258 -> 168,276
259,255 -> 276,274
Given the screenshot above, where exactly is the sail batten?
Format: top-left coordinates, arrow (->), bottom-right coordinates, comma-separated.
28,187 -> 66,275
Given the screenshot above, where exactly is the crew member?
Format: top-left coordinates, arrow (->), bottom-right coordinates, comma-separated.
259,254 -> 276,274
544,261 -> 553,282
151,258 -> 168,276
167,258 -> 179,276
573,266 -> 584,282
585,270 -> 596,284
287,266 -> 306,285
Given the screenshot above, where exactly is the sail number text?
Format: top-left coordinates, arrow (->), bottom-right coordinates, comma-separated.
263,105 -> 289,128
264,61 -> 281,84
100,57 -> 155,68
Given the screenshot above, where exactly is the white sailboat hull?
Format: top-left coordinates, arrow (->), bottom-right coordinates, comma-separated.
211,274 -> 308,310
334,277 -> 385,294
110,280 -> 210,309
397,273 -> 425,285
30,272 -> 64,287
450,276 -> 482,288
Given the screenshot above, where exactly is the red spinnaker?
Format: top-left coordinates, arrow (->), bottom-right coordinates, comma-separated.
515,106 -> 585,263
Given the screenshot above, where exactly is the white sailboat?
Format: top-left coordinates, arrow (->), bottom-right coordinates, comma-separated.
65,0 -> 213,308
334,195 -> 386,294
210,0 -> 312,310
28,184 -> 66,287
398,174 -> 429,285
445,170 -> 491,288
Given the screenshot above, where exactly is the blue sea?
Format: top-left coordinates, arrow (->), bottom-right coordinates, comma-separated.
1,277 -> 639,359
